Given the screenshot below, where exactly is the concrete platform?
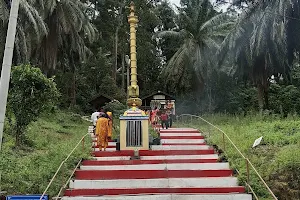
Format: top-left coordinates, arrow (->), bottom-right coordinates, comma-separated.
62,194 -> 252,200
82,159 -> 218,166
75,169 -> 233,179
64,187 -> 247,197
160,133 -> 202,136
79,163 -> 230,171
93,154 -> 219,161
161,139 -> 205,144
151,145 -> 211,150
69,177 -> 239,189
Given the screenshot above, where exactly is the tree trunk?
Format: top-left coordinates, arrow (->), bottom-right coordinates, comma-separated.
15,125 -> 22,147
70,72 -> 76,107
264,88 -> 269,110
257,83 -> 264,113
121,51 -> 125,92
112,27 -> 119,83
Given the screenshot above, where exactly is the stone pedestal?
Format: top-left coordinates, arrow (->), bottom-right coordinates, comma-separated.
120,107 -> 149,150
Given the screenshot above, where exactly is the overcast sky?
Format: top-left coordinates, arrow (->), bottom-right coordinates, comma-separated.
169,0 -> 230,11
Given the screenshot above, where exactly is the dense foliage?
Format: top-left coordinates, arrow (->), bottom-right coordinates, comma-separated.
7,65 -> 59,146
1,0 -> 300,116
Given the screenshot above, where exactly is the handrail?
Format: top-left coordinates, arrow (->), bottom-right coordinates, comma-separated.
176,114 -> 278,200
54,158 -> 83,199
40,132 -> 90,200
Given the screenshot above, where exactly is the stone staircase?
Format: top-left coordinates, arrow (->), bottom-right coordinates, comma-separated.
62,127 -> 252,200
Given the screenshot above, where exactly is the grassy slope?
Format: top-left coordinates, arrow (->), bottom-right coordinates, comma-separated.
179,114 -> 300,200
0,110 -> 91,197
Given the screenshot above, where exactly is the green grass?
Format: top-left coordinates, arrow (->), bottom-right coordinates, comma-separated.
177,114 -> 300,200
0,110 -> 91,197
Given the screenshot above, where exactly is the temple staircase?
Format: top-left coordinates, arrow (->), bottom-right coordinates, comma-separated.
62,127 -> 252,200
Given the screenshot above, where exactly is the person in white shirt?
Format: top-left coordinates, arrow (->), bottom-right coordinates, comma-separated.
91,110 -> 100,134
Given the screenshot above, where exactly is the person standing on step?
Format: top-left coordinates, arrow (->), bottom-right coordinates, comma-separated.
95,113 -> 109,151
166,109 -> 173,128
160,111 -> 169,129
106,111 -> 113,140
91,109 -> 100,135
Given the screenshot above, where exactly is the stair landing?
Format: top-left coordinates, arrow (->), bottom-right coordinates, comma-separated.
62,127 -> 252,200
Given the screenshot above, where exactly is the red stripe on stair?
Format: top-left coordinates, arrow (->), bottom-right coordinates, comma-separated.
162,143 -> 206,145
64,187 -> 246,196
160,130 -> 200,133
82,159 -> 218,166
75,170 -> 233,180
160,136 -> 204,139
92,139 -> 115,142
92,150 -> 215,157
92,145 -> 116,148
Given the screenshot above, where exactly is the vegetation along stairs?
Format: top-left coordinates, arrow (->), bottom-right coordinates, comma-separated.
62,127 -> 252,200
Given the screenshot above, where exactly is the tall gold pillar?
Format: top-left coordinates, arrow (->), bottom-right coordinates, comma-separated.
127,1 -> 142,107
119,1 -> 149,151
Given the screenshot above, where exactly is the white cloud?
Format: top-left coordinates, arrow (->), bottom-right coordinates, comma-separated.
168,0 -> 230,11
169,0 -> 180,6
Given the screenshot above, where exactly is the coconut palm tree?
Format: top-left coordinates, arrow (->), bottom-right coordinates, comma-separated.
0,0 -> 47,65
154,0 -> 234,93
32,0 -> 97,75
218,0 -> 299,110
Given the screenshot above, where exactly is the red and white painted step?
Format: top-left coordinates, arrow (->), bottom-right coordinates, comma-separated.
62,127 -> 252,200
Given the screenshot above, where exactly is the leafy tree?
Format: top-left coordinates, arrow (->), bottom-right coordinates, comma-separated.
0,0 -> 47,66
32,0 -> 97,75
155,0 -> 234,93
218,0 -> 300,111
7,64 -> 59,146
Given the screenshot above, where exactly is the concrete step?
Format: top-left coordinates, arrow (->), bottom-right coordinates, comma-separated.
82,158 -> 218,166
79,163 -> 230,171
69,177 -> 239,189
160,129 -> 200,133
93,154 -> 219,161
161,139 -> 205,144
92,145 -> 116,149
151,145 -> 211,150
159,133 -> 202,136
160,136 -> 204,139
93,148 -> 116,151
75,169 -> 233,179
161,143 -> 206,145
64,188 -> 249,198
92,150 -> 215,157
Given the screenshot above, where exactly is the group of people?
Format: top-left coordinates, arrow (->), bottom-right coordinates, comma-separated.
148,100 -> 174,129
91,108 -> 113,151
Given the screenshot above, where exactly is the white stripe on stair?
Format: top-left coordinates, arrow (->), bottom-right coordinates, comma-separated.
93,154 -> 219,161
161,139 -> 205,144
70,177 -> 238,189
151,145 -> 210,150
62,194 -> 252,200
80,163 -> 229,171
95,145 -> 210,151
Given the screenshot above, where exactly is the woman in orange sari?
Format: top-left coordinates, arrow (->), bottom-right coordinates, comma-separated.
106,111 -> 113,139
95,113 -> 109,151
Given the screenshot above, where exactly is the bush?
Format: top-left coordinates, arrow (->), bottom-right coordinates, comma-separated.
7,64 -> 60,146
269,84 -> 300,116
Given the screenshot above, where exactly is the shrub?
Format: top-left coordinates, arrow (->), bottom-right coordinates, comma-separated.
7,64 -> 60,146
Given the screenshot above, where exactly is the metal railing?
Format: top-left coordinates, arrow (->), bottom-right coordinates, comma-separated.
39,132 -> 91,200
176,114 -> 278,200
